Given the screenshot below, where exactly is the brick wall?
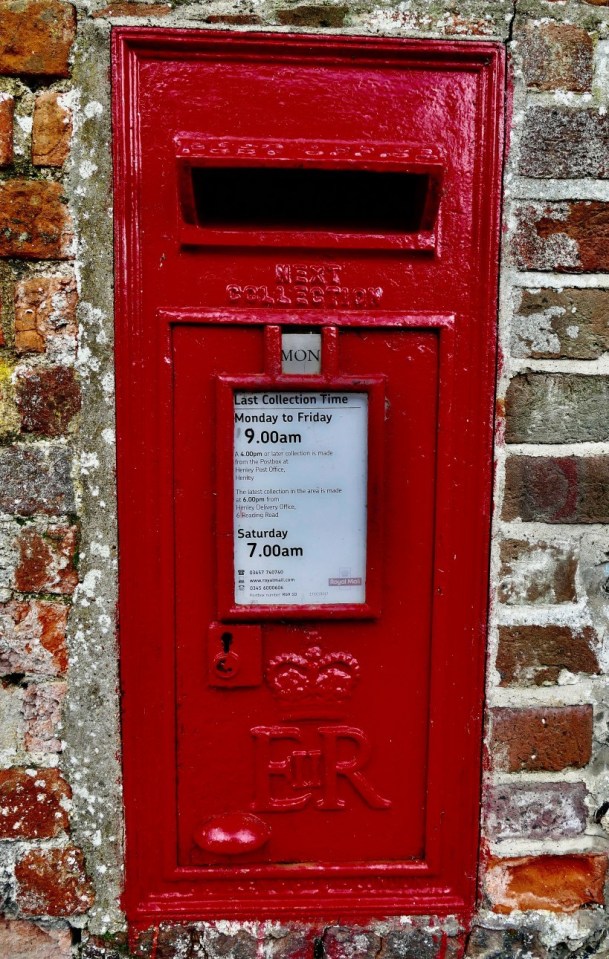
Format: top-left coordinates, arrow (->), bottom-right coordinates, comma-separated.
0,1 -> 608,958
0,4 -> 94,957
484,0 -> 609,949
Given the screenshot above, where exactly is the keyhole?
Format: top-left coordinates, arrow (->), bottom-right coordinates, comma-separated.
221,632 -> 233,653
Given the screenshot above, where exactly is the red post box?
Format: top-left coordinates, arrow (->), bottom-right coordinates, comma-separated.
113,30 -> 505,926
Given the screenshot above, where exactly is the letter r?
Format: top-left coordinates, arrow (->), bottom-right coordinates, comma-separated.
316,725 -> 392,810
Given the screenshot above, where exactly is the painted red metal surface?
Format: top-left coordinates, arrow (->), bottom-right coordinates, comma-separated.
112,29 -> 505,926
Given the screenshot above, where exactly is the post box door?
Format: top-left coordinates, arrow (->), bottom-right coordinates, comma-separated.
175,323 -> 438,867
113,29 -> 504,924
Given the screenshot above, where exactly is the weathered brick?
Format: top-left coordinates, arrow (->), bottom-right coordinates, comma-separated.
497,625 -> 599,686
512,288 -> 609,360
202,928 -> 259,959
32,91 -> 72,167
520,108 -> 609,179
15,846 -> 95,916
518,21 -> 593,92
0,600 -> 68,676
17,366 -> 80,436
161,926 -> 203,959
122,926 -> 453,959
378,929 -> 445,959
0,356 -> 20,438
0,180 -> 74,260
93,1 -> 172,14
276,6 -> 348,27
14,524 -> 78,594
498,539 -> 576,605
269,928 -> 318,959
0,767 -> 69,838
83,932 -> 130,959
485,854 -> 607,913
0,919 -> 72,959
203,13 -> 263,23
0,445 -> 75,515
492,705 -> 593,772
0,682 -> 25,754
513,201 -> 609,273
14,275 -> 78,355
0,94 -> 14,167
323,926 -> 382,959
465,927 -> 546,959
0,1 -> 76,77
356,5 -> 516,37
486,782 -> 588,840
129,928 -> 157,958
504,455 -> 609,523
129,925 -> 261,959
23,679 -> 67,752
506,373 -> 609,444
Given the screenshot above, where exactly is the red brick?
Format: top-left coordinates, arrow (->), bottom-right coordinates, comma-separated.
0,768 -> 69,839
504,455 -> 609,524
497,625 -> 599,687
519,22 -> 593,92
14,524 -> 78,594
513,201 -> 609,273
492,705 -> 593,772
17,366 -> 80,436
23,680 -> 67,753
0,95 -> 14,167
269,927 -> 321,959
32,91 -> 72,167
0,180 -> 73,260
14,275 -> 78,355
0,920 -> 72,959
0,600 -> 68,676
0,1 -> 76,77
14,329 -> 44,353
15,846 -> 95,916
93,1 -> 172,14
486,854 -> 607,913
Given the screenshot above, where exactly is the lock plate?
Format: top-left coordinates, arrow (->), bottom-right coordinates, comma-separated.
208,623 -> 262,688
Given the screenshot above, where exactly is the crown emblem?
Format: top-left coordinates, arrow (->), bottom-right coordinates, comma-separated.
266,645 -> 360,719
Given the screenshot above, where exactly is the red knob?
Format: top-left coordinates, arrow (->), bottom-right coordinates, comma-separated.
194,812 -> 271,855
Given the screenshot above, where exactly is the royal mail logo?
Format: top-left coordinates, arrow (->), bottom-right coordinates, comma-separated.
266,645 -> 360,719
328,577 -> 362,586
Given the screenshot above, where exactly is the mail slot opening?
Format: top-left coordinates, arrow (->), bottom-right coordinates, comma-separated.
191,167 -> 435,234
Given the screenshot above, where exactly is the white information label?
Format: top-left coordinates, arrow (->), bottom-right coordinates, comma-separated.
281,332 -> 322,375
234,391 -> 368,606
